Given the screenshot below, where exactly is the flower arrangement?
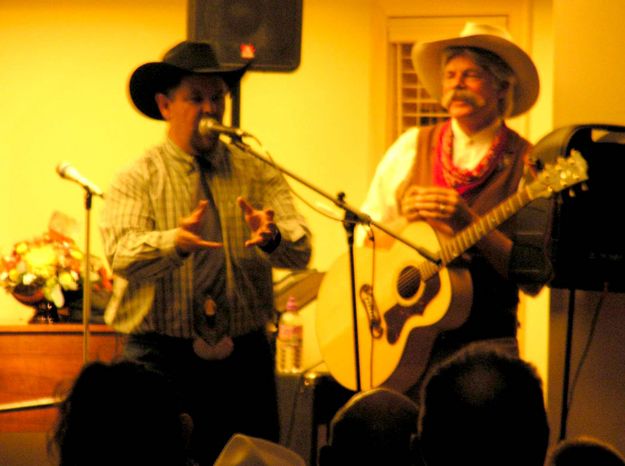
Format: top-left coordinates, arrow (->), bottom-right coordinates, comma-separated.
0,230 -> 112,311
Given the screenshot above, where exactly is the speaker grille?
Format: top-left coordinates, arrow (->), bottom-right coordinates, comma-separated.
188,0 -> 303,72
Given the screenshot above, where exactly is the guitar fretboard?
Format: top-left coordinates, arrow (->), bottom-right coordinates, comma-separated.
417,188 -> 534,281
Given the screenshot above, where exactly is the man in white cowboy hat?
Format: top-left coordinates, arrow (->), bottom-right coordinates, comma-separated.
100,41 -> 312,465
358,23 -> 552,399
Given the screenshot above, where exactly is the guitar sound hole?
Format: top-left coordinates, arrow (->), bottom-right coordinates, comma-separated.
398,266 -> 421,299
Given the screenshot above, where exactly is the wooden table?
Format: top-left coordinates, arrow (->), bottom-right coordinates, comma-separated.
0,324 -> 124,432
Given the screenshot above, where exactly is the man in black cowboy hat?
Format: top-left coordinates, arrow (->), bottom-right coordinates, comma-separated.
100,41 -> 312,465
357,23 -> 552,399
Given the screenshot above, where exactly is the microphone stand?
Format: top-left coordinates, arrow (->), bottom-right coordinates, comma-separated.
82,190 -> 94,364
226,133 -> 440,392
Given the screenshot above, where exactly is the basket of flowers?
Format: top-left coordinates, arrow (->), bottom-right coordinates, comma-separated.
0,230 -> 112,323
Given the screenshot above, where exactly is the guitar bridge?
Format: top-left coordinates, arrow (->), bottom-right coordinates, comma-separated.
359,284 -> 383,339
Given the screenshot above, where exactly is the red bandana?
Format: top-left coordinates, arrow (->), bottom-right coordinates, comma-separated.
433,120 -> 510,198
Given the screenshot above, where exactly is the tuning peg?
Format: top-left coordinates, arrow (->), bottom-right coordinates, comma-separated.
581,182 -> 589,192
530,156 -> 544,171
568,188 -> 576,197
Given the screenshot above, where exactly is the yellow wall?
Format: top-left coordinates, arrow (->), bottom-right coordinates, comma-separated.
553,0 -> 625,126
0,0 -> 553,389
0,0 -> 377,322
518,0 -> 553,395
547,0 -> 625,451
1,0 -> 186,321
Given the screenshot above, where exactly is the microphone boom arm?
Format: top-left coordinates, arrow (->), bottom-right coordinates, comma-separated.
226,134 -> 440,265
220,126 -> 440,393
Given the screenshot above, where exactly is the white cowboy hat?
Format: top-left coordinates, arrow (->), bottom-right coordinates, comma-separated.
213,434 -> 306,466
411,22 -> 539,117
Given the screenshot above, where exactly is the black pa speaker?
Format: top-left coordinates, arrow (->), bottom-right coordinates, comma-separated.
188,0 -> 303,72
532,124 -> 625,292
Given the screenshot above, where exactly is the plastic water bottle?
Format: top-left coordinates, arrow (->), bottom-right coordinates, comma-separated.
276,296 -> 303,374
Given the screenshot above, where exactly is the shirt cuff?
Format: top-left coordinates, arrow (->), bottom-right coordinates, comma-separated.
161,228 -> 187,266
259,229 -> 282,253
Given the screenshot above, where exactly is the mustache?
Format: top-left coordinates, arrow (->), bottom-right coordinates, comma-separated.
441,89 -> 486,109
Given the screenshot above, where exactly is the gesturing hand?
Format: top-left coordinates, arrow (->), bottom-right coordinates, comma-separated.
237,196 -> 279,248
175,200 -> 224,255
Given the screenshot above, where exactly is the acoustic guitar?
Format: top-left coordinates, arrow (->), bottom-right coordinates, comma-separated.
315,151 -> 588,392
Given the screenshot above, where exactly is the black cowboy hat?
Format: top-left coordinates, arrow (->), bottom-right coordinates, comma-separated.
129,41 -> 249,120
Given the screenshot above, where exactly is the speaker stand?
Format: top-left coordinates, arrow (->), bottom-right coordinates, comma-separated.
231,81 -> 241,127
559,287 -> 576,441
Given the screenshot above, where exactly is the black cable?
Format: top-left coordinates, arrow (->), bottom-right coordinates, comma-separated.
248,139 -> 355,225
566,283 -> 608,411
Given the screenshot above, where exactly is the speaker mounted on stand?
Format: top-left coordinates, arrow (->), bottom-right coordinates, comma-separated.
532,124 -> 625,442
535,124 -> 625,292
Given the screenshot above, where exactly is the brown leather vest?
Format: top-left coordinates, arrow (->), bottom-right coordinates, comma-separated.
396,122 -> 532,236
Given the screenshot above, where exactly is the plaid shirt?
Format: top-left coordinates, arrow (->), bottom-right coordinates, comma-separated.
100,138 -> 312,338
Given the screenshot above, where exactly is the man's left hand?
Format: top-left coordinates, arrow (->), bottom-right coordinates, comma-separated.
237,196 -> 279,248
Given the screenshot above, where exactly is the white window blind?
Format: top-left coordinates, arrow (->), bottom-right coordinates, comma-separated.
392,41 -> 448,136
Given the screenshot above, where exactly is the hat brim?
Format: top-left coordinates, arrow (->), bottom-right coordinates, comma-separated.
128,62 -> 248,120
214,434 -> 306,466
412,34 -> 539,117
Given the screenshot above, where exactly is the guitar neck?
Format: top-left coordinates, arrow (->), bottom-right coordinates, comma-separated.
440,188 -> 534,265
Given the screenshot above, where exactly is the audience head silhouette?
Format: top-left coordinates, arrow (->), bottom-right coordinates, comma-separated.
50,360 -> 193,466
417,344 -> 549,466
546,435 -> 625,466
318,387 -> 419,466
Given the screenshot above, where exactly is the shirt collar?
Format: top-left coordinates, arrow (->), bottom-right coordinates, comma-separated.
164,137 -> 228,173
451,118 -> 503,145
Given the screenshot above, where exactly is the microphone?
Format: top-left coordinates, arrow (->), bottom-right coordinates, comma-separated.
198,118 -> 249,139
56,162 -> 104,197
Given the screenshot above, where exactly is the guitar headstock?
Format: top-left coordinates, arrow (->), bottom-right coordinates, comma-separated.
527,149 -> 589,199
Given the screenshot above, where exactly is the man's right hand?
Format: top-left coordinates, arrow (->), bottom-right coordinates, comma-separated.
400,185 -> 475,233
175,200 -> 223,255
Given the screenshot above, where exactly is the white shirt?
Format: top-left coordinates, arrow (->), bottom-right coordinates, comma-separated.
357,119 -> 502,244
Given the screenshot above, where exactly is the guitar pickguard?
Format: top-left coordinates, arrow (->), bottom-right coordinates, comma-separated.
384,274 -> 441,344
359,284 -> 383,339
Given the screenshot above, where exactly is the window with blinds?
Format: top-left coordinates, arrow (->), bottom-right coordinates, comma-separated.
391,42 -> 448,138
